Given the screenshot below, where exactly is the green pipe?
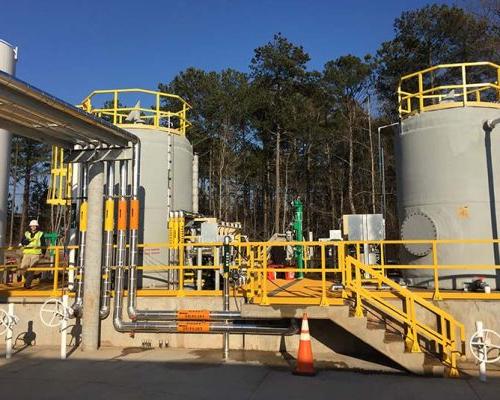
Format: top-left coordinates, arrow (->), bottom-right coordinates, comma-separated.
292,198 -> 304,279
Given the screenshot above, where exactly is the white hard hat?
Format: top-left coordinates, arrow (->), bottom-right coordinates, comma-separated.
29,220 -> 39,227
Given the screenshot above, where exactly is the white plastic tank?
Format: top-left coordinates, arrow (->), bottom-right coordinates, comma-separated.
396,106 -> 500,289
0,39 -> 18,252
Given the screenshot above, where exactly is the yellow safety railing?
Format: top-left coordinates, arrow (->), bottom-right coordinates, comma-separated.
398,61 -> 500,117
0,245 -> 75,297
78,88 -> 191,135
2,239 -> 500,301
345,256 -> 465,377
47,146 -> 72,205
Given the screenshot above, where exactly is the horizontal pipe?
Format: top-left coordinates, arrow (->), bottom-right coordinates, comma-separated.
114,318 -> 297,335
131,310 -> 242,321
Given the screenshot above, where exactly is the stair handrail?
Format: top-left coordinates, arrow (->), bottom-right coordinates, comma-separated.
345,256 -> 465,376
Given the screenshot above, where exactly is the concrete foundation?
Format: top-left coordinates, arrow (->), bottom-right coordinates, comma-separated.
0,297 -> 498,362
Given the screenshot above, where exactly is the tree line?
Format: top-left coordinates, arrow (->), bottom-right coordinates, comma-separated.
7,3 -> 499,243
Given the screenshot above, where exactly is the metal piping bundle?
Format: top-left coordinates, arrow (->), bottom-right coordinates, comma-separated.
99,161 -> 115,319
109,142 -> 297,337
71,163 -> 88,317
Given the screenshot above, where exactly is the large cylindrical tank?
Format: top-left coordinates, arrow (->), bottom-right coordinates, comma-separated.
396,107 -> 500,289
125,127 -> 193,288
0,39 -> 17,252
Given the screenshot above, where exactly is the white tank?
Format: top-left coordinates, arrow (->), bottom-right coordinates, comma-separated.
396,107 -> 500,289
0,39 -> 17,251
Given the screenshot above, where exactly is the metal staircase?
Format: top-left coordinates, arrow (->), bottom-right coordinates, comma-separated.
343,256 -> 465,376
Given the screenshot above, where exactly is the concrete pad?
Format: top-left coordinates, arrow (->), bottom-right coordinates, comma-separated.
0,347 -> 499,399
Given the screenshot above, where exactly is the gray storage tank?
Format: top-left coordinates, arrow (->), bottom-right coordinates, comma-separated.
81,89 -> 194,288
395,63 -> 500,289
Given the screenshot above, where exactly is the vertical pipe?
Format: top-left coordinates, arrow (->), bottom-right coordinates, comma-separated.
81,161 -> 104,352
222,236 -> 231,360
127,143 -> 140,319
0,40 -> 17,270
61,294 -> 68,359
116,160 -> 128,313
100,162 -> 115,319
196,247 -> 202,291
214,246 -> 220,291
192,154 -> 199,214
72,164 -> 88,316
68,154 -> 81,290
5,303 -> 14,359
476,320 -> 487,382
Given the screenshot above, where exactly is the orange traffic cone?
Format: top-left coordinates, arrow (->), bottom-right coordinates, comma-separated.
293,313 -> 316,376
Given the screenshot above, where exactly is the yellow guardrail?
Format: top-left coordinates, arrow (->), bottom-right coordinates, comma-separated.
1,239 -> 500,300
78,88 -> 192,136
345,256 -> 465,377
47,146 -> 72,205
398,61 -> 500,117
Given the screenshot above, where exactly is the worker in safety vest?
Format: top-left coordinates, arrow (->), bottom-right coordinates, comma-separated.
18,220 -> 47,289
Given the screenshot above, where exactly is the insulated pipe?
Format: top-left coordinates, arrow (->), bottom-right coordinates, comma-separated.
116,160 -> 128,291
100,161 -> 115,319
125,145 -> 242,321
127,143 -> 140,319
192,154 -> 199,214
72,163 -> 88,317
113,256 -> 296,335
486,118 -> 500,130
222,235 -> 231,360
113,142 -> 296,334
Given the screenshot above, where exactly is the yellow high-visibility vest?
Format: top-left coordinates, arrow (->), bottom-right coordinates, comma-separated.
23,231 -> 44,255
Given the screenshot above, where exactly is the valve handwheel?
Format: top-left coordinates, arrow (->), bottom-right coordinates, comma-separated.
0,308 -> 10,336
0,308 -> 19,336
470,328 -> 500,364
40,298 -> 71,328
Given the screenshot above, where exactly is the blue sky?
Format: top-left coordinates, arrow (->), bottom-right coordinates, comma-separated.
0,0 -> 453,105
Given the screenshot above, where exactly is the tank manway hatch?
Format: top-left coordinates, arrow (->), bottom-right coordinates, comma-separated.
401,212 -> 437,257
396,62 -> 500,289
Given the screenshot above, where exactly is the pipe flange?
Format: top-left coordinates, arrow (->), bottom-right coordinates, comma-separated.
401,211 -> 437,257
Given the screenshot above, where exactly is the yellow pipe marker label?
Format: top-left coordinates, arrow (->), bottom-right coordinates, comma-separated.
79,202 -> 88,232
104,199 -> 115,232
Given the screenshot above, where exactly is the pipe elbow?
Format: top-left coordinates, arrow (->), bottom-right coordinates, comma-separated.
99,306 -> 110,320
113,316 -> 126,332
71,302 -> 83,319
127,305 -> 138,321
485,118 -> 500,131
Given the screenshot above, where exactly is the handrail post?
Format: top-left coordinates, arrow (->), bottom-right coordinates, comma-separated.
261,244 -> 269,305
354,261 -> 364,318
113,91 -> 118,125
53,246 -> 60,295
320,244 -> 328,306
156,92 -> 160,128
461,65 -> 467,107
497,66 -> 500,101
439,315 -> 449,361
418,73 -> 424,112
248,247 -> 255,302
449,323 -> 460,377
408,298 -> 421,353
338,244 -> 348,299
178,241 -> 184,297
397,81 -> 402,117
432,241 -> 442,300
378,241 -> 385,289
